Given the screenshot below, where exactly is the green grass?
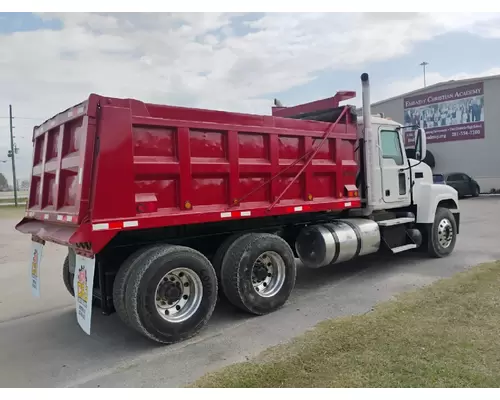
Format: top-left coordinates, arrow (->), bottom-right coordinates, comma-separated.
0,197 -> 27,204
0,205 -> 25,220
193,261 -> 500,388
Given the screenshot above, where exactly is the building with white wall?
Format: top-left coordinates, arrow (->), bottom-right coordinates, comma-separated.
370,74 -> 499,193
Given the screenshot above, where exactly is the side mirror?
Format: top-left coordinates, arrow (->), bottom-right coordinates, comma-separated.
414,127 -> 427,161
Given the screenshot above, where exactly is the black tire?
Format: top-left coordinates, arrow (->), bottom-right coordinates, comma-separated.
212,234 -> 245,279
124,245 -> 218,344
212,233 -> 245,302
472,184 -> 480,197
112,245 -> 164,328
427,207 -> 457,258
220,233 -> 296,315
62,255 -> 74,297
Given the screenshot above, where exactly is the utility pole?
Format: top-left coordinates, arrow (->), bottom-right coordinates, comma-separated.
8,105 -> 18,207
420,61 -> 428,88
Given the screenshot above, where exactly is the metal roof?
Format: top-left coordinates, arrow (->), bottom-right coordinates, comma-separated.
371,73 -> 500,107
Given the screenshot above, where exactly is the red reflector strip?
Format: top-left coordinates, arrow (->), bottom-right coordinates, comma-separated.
220,211 -> 252,219
25,212 -> 79,223
108,221 -> 123,230
55,214 -> 77,223
92,220 -> 139,231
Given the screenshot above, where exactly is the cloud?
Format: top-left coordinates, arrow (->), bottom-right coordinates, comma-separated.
1,12 -> 500,180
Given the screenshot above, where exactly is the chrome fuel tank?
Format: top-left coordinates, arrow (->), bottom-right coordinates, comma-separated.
295,218 -> 381,268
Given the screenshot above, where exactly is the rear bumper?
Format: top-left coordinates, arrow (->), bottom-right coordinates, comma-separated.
18,219 -> 116,314
15,218 -> 116,255
16,217 -> 80,247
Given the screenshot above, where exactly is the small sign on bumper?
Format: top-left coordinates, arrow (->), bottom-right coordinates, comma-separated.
30,238 -> 45,298
29,239 -> 96,335
74,254 -> 96,335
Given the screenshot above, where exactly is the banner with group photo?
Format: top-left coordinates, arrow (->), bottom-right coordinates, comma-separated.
403,82 -> 484,146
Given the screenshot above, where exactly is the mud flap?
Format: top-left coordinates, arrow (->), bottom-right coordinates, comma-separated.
30,238 -> 45,298
74,254 -> 96,335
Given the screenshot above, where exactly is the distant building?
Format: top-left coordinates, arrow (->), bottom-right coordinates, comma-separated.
370,74 -> 500,193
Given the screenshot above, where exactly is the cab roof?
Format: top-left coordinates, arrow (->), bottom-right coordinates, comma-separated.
356,115 -> 403,127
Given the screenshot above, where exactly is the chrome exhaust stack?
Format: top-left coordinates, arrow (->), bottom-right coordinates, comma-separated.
361,73 -> 376,212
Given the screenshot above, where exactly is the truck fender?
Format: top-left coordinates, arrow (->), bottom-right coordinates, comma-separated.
415,184 -> 459,226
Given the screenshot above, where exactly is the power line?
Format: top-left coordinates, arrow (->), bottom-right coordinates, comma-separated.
0,116 -> 43,120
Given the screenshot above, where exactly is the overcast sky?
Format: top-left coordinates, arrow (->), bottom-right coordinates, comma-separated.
1,12 -> 500,182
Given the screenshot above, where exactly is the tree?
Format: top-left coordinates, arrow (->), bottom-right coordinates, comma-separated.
0,173 -> 8,191
20,179 -> 30,190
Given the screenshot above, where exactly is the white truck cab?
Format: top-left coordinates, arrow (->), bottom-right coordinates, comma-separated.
357,115 -> 459,225
349,72 -> 460,258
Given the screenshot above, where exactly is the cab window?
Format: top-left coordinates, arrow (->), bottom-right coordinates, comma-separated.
380,130 -> 404,165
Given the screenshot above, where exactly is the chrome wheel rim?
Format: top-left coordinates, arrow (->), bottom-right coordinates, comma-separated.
155,267 -> 203,323
251,251 -> 286,298
437,218 -> 453,248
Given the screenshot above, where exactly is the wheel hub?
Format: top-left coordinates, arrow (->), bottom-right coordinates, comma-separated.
154,267 -> 203,323
437,218 -> 454,248
444,226 -> 451,239
251,251 -> 286,298
158,281 -> 182,303
253,264 -> 269,282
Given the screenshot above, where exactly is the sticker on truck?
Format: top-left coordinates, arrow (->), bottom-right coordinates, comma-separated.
30,239 -> 45,298
74,255 -> 95,335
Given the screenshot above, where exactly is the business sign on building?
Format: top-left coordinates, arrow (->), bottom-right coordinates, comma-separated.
403,82 -> 484,146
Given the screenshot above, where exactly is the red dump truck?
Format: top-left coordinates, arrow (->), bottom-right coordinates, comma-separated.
16,73 -> 460,344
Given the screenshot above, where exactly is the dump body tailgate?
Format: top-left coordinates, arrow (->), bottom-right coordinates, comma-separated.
25,96 -> 98,225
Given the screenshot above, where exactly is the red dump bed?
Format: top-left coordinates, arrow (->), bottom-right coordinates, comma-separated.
17,93 -> 361,254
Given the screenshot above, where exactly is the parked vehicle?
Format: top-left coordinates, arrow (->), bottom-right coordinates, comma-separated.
433,172 -> 480,198
16,73 -> 460,344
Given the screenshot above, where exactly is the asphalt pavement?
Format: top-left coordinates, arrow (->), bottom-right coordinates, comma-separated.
0,196 -> 499,388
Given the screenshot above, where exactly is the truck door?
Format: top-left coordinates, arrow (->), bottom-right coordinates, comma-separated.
379,127 -> 410,204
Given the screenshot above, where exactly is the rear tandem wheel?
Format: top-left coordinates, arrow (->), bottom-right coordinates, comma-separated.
62,255 -> 74,297
220,233 -> 297,315
116,245 -> 218,344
